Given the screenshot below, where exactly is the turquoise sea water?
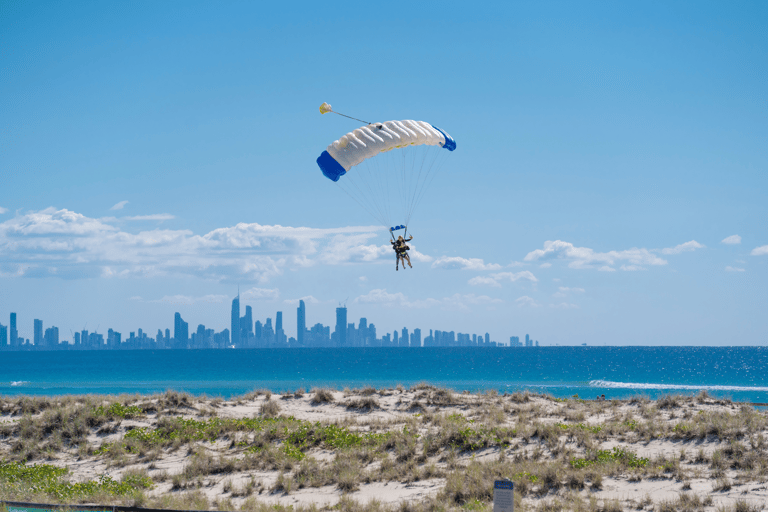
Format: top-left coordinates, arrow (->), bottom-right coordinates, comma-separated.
1,347 -> 767,402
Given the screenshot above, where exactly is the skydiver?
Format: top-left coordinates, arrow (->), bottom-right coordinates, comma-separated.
391,235 -> 413,271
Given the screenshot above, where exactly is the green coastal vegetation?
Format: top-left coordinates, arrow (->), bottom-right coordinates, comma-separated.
1,387 -> 767,512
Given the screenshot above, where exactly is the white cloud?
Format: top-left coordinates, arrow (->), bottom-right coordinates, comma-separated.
359,276 -> 367,282
721,235 -> 741,245
493,271 -> 538,282
284,295 -> 321,305
467,276 -> 501,288
110,201 -> 129,211
355,289 -> 501,311
515,296 -> 540,308
751,246 -> 768,256
0,207 -> 8,214
524,240 -> 667,269
468,270 -> 538,287
431,256 -> 502,271
0,207 -> 394,281
128,296 -> 143,301
241,287 -> 280,301
620,265 -> 646,271
356,289 -> 411,306
539,263 -> 552,268
550,303 -> 579,309
553,286 -> 585,298
725,266 -> 745,272
150,294 -> 229,305
598,266 -> 616,272
123,214 -> 175,221
661,240 -> 705,255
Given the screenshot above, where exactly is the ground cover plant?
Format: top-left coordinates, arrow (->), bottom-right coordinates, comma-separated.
1,389 -> 767,511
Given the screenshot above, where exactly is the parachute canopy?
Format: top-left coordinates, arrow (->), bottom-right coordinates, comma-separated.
317,120 -> 456,182
316,111 -> 456,229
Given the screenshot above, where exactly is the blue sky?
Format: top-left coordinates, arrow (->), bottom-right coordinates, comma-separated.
1,0 -> 766,345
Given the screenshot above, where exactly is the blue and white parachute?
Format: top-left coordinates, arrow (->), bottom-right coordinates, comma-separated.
316,105 -> 456,229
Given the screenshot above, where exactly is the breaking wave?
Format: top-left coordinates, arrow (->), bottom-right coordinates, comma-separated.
590,380 -> 768,392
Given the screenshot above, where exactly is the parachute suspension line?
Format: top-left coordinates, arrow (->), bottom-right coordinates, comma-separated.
412,149 -> 446,219
343,171 -> 386,227
409,148 -> 448,224
335,181 -> 386,227
405,145 -> 432,226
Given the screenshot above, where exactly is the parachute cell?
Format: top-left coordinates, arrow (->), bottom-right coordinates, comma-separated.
317,120 -> 456,182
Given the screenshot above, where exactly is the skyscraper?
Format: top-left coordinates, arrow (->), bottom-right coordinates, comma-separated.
297,300 -> 306,346
10,312 -> 17,346
174,312 -> 188,348
0,323 -> 7,346
34,319 -> 43,346
275,311 -> 284,345
231,292 -> 240,347
335,307 -> 347,346
44,326 -> 59,347
241,305 -> 253,341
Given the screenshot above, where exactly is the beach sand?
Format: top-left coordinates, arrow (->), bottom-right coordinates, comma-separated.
1,387 -> 767,511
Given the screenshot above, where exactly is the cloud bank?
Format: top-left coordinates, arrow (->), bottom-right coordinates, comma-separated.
0,207 -> 393,281
355,289 -> 502,311
523,239 -> 703,270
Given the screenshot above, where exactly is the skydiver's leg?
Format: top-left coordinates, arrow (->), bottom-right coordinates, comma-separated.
395,253 -> 399,270
404,253 -> 412,268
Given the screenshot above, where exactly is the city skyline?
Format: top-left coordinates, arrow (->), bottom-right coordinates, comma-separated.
0,292 -> 541,351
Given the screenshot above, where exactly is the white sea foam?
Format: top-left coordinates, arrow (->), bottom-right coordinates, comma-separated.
10,381 -> 29,386
590,380 -> 768,392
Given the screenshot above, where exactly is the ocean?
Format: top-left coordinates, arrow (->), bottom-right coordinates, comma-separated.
2,346 -> 767,403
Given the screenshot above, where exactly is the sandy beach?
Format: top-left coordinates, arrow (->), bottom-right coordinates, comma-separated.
1,386 -> 767,512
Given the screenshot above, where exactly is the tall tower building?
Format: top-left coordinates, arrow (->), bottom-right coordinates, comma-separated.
10,312 -> 17,346
0,323 -> 7,346
174,312 -> 188,348
275,311 -> 284,344
335,307 -> 347,347
231,292 -> 240,347
297,300 -> 306,346
34,319 -> 43,346
242,305 -> 253,340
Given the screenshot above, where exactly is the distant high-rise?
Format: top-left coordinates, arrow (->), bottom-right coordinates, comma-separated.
276,311 -> 284,344
241,305 -> 253,340
297,300 -> 306,346
34,319 -> 43,346
411,328 -> 421,347
0,323 -> 7,346
174,312 -> 189,348
231,293 -> 240,347
10,312 -> 18,346
525,334 -> 532,347
263,318 -> 274,344
44,326 -> 59,347
335,307 -> 347,346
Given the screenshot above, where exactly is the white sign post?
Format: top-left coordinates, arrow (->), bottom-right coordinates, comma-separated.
493,480 -> 514,512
